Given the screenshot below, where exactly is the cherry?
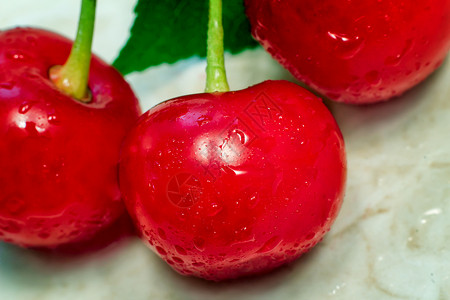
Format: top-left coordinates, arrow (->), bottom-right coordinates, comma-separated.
245,0 -> 450,104
119,0 -> 346,281
0,0 -> 140,248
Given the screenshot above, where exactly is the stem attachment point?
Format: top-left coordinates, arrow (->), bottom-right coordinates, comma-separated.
50,0 -> 96,102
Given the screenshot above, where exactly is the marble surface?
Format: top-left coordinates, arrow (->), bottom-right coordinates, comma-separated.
1,1 -> 450,299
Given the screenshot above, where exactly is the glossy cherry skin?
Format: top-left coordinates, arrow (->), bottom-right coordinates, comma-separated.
245,0 -> 450,104
119,80 -> 346,281
0,28 -> 141,248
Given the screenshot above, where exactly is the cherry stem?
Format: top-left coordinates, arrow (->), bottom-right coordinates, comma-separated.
50,0 -> 96,102
205,0 -> 230,93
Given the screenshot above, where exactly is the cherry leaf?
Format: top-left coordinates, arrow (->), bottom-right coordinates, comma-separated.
113,0 -> 257,75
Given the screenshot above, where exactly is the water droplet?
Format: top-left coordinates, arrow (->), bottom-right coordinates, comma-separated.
19,101 -> 34,114
364,70 -> 381,85
257,236 -> 282,253
327,31 -> 364,59
247,192 -> 260,209
26,35 -> 37,46
233,129 -> 247,144
385,39 -> 413,66
385,55 -> 401,66
166,259 -> 174,265
156,246 -> 167,256
197,115 -> 211,126
0,82 -> 15,90
0,219 -> 21,233
175,245 -> 187,255
182,269 -> 194,275
177,211 -> 187,221
157,228 -> 167,240
220,165 -> 237,176
286,249 -> 296,256
254,27 -> 267,42
47,114 -> 59,124
172,256 -> 184,264
193,237 -> 205,251
2,196 -> 25,215
305,232 -> 316,240
6,50 -> 28,61
206,202 -> 223,217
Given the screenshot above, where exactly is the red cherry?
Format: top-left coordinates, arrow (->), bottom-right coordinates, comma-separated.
245,0 -> 450,104
0,28 -> 141,247
119,80 -> 346,281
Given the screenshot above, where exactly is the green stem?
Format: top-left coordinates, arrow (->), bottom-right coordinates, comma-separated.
205,0 -> 229,93
50,0 -> 96,102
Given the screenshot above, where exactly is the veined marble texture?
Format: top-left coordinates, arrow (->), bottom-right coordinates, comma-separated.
1,1 -> 449,299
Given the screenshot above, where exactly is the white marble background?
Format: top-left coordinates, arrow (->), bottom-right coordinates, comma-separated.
1,1 -> 450,299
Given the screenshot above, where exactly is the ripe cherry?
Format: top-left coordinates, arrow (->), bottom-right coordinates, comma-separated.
0,1 -> 140,248
245,0 -> 450,104
119,0 -> 346,281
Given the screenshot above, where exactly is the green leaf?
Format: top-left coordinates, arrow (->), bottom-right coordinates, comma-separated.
113,0 -> 258,75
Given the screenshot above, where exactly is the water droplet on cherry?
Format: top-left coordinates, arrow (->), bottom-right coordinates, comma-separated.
193,237 -> 206,251
364,70 -> 381,85
0,82 -> 15,90
26,35 -> 37,46
305,232 -> 316,240
385,39 -> 413,66
157,228 -> 167,240
156,246 -> 167,256
0,219 -> 22,233
327,31 -> 364,59
19,101 -> 34,114
285,249 -> 296,256
1,196 -> 25,215
47,114 -> 59,124
247,192 -> 260,209
172,256 -> 184,264
175,245 -> 187,255
177,210 -> 187,221
6,50 -> 28,61
206,202 -> 223,216
197,115 -> 211,126
192,261 -> 205,267
257,236 -> 282,253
